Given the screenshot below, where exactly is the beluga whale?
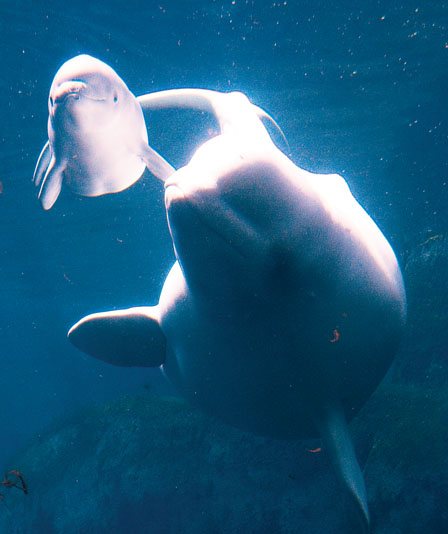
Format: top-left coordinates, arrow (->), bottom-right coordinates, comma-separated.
34,59 -> 406,533
33,54 -> 174,209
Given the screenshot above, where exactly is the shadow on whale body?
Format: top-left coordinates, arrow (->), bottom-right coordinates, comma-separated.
34,56 -> 407,534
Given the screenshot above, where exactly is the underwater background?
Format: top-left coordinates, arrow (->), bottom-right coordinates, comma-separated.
0,0 -> 447,532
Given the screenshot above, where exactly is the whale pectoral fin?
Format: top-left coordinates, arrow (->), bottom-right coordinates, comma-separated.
314,402 -> 370,534
68,306 -> 166,368
38,156 -> 65,210
33,140 -> 52,188
139,143 -> 176,182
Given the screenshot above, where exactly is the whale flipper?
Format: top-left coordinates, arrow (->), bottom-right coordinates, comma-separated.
68,306 -> 166,367
315,402 -> 370,533
33,140 -> 52,188
38,156 -> 65,210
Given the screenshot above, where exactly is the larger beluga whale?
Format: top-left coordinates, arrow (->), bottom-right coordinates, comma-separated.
33,54 -> 175,209
35,67 -> 406,531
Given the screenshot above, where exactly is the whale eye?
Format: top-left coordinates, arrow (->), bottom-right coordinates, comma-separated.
113,94 -> 118,103
49,96 -> 54,107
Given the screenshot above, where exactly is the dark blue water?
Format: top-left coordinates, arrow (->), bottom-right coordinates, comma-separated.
0,0 -> 447,531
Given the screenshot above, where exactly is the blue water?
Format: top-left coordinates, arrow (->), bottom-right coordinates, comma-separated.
0,0 -> 447,530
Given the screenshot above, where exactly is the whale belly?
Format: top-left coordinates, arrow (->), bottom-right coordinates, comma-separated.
159,262 -> 403,439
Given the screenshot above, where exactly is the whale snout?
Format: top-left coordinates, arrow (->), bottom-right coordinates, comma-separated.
50,80 -> 87,106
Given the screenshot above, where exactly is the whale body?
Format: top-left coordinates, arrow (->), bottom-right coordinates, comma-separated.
32,56 -> 406,533
33,54 -> 174,209
64,88 -> 406,533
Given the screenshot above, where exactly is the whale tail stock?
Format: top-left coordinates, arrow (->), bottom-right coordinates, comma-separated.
313,401 -> 370,534
137,88 -> 290,154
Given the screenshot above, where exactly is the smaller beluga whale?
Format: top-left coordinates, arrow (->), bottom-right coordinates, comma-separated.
34,58 -> 406,533
33,54 -> 174,209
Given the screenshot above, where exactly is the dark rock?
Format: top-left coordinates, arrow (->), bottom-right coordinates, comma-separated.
361,385 -> 448,534
0,395 -> 343,534
392,233 -> 448,385
1,386 -> 447,533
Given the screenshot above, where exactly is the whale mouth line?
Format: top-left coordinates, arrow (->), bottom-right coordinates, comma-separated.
52,80 -> 86,104
52,80 -> 108,105
53,92 -> 107,106
53,92 -> 81,104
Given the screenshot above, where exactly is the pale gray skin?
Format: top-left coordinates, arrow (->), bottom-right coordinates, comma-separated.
33,54 -> 174,209
62,88 -> 406,533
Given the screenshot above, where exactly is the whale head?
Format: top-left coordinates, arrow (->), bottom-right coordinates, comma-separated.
33,55 -> 174,209
47,55 -> 130,134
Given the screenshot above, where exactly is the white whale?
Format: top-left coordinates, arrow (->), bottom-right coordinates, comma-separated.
61,87 -> 406,533
33,54 -> 175,209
